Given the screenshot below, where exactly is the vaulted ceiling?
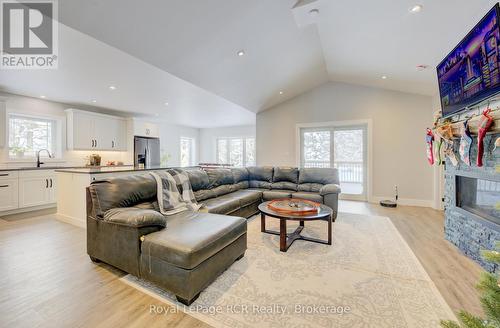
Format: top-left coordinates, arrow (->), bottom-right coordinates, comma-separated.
1,0 -> 497,126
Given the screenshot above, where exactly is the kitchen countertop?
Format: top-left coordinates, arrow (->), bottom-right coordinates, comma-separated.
55,166 -> 174,174
0,165 -> 134,172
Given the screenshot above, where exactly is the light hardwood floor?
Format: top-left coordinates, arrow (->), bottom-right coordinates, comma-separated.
0,201 -> 483,327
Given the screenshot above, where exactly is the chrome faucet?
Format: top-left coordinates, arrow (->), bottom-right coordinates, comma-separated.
36,149 -> 53,168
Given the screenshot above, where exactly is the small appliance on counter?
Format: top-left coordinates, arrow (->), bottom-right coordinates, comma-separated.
134,136 -> 160,168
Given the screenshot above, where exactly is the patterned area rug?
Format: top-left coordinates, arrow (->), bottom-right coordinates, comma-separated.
121,213 -> 456,327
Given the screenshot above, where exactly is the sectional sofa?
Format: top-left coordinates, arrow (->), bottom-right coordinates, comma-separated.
86,166 -> 340,305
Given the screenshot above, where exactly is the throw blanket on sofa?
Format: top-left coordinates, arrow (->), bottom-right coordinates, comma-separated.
150,169 -> 202,215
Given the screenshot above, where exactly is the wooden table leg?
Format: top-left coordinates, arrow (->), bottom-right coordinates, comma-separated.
280,219 -> 287,252
327,215 -> 332,245
260,213 -> 266,232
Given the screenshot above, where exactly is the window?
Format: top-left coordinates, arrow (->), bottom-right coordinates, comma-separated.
216,137 -> 255,167
180,137 -> 195,167
8,114 -> 58,159
300,125 -> 367,198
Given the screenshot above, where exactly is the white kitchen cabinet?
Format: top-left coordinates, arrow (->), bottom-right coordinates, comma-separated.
132,120 -> 159,138
0,97 -> 6,148
18,171 -> 56,208
66,109 -> 127,151
0,175 -> 19,211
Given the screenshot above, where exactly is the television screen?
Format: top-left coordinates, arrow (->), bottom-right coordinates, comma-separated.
437,4 -> 500,117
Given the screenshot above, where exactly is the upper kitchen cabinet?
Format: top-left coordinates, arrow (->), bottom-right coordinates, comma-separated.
131,119 -> 159,138
66,109 -> 127,151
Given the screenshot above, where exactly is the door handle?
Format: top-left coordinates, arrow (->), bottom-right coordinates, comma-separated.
50,178 -> 53,188
46,179 -> 48,188
0,185 -> 8,188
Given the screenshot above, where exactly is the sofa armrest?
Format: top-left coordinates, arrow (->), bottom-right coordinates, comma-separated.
103,208 -> 166,228
320,184 -> 341,196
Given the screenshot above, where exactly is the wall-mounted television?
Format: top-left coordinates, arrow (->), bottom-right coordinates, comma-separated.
437,3 -> 500,118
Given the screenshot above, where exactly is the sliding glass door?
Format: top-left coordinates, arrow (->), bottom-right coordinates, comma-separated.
300,124 -> 367,200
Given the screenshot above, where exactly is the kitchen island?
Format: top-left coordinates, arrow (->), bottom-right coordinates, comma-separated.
56,166 -> 171,228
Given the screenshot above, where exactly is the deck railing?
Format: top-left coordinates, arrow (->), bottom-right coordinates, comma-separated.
304,161 -> 363,183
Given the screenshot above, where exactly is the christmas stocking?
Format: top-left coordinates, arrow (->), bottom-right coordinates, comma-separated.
477,109 -> 494,167
459,119 -> 472,166
426,128 -> 435,165
436,124 -> 457,166
444,140 -> 459,166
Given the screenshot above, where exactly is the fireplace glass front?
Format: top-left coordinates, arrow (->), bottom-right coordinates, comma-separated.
456,175 -> 500,225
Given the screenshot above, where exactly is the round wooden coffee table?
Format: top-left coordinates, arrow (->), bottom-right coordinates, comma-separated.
258,200 -> 334,252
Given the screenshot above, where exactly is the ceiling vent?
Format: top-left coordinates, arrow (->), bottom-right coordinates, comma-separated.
292,0 -> 322,28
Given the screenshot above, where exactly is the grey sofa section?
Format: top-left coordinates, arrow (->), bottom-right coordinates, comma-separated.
86,166 -> 340,305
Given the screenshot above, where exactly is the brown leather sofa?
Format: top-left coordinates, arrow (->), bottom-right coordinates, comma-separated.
86,166 -> 340,305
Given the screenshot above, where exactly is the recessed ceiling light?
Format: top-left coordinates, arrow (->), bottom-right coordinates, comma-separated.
309,9 -> 320,17
164,102 -> 169,106
109,85 -> 116,90
237,50 -> 245,57
409,4 -> 423,13
91,99 -> 97,103
40,95 -> 46,98
381,75 -> 388,80
279,91 -> 284,95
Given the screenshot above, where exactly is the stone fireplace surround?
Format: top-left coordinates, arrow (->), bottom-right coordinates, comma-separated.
444,132 -> 500,272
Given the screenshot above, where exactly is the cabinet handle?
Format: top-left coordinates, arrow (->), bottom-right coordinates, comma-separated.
91,140 -> 94,147
95,139 -> 97,148
112,141 -> 114,148
0,185 -> 9,188
46,179 -> 48,188
0,174 -> 8,177
50,179 -> 53,188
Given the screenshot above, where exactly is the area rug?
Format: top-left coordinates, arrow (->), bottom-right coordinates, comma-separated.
120,213 -> 456,327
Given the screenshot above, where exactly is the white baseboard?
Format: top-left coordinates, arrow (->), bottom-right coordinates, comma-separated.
370,196 -> 434,208
56,213 -> 85,229
0,203 -> 55,217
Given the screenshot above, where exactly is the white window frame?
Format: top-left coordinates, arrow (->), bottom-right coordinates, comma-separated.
7,112 -> 62,161
180,136 -> 196,167
216,137 -> 256,167
296,119 -> 372,202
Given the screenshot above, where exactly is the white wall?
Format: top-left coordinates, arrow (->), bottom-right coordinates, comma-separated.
0,92 -> 199,168
159,124 -> 199,167
257,82 -> 435,206
199,125 -> 256,163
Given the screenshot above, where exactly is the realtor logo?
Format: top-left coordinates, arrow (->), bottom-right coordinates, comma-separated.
1,0 -> 58,69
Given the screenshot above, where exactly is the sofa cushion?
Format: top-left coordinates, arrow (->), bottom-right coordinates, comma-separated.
229,189 -> 262,206
320,184 -> 341,195
103,208 -> 166,228
203,194 -> 241,215
249,180 -> 272,189
141,212 -> 246,270
232,181 -> 249,190
206,168 -> 234,188
212,184 -> 233,197
292,192 -> 323,203
247,166 -> 273,182
194,189 -> 216,202
263,190 -> 293,201
298,168 -> 339,185
297,183 -> 324,193
271,181 -> 298,191
184,168 -> 210,191
273,167 -> 299,183
231,168 -> 249,183
89,174 -> 157,217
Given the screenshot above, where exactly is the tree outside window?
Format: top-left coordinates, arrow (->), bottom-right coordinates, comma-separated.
216,137 -> 255,167
8,114 -> 58,158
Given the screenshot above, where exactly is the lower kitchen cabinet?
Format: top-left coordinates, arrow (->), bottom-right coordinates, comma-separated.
18,171 -> 57,209
0,178 -> 19,211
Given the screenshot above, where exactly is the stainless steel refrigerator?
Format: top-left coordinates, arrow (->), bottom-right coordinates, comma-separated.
134,136 -> 160,168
